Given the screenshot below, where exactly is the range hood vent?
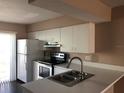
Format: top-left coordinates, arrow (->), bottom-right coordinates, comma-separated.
44,42 -> 61,48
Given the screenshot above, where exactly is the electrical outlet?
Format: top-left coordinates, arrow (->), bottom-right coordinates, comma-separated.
85,55 -> 92,61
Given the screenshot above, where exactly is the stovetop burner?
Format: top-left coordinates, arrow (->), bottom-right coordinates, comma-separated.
39,59 -> 66,65
38,52 -> 69,65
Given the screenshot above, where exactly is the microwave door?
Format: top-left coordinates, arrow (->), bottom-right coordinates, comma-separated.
39,67 -> 50,78
38,64 -> 52,79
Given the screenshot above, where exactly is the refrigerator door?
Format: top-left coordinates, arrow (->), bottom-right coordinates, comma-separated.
17,39 -> 45,82
26,54 -> 37,82
17,39 -> 27,54
18,39 -> 44,55
17,54 -> 27,82
26,40 -> 45,59
17,54 -> 36,82
27,39 -> 44,54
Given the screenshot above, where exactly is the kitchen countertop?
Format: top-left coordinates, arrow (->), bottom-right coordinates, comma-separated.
22,63 -> 123,93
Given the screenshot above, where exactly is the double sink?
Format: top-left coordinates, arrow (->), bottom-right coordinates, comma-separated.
49,70 -> 94,87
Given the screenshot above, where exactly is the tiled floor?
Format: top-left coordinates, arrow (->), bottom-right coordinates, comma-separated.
0,81 -> 24,93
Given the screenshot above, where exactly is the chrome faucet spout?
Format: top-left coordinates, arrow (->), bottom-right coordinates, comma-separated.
67,57 -> 84,74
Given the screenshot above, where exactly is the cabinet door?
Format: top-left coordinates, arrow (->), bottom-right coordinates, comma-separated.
45,28 -> 60,42
60,26 -> 73,52
38,31 -> 47,41
73,23 -> 95,53
28,31 -> 47,41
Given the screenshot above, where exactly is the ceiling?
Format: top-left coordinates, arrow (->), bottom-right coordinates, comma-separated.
0,0 -> 124,24
99,0 -> 124,8
0,0 -> 62,24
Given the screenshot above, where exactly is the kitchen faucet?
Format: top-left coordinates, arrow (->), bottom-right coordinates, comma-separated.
67,57 -> 84,75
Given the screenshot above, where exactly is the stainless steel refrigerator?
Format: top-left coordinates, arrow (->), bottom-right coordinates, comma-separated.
17,39 -> 44,82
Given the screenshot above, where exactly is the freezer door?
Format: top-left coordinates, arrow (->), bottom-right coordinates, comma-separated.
17,54 -> 27,82
26,39 -> 44,54
17,40 -> 27,54
18,39 -> 45,56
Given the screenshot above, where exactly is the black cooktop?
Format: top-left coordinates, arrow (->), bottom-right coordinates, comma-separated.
39,59 -> 67,65
38,52 -> 69,65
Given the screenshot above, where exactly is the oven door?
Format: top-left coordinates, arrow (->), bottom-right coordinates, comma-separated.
38,63 -> 52,79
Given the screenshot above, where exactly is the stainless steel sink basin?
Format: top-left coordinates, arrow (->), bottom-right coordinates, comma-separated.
48,70 -> 94,87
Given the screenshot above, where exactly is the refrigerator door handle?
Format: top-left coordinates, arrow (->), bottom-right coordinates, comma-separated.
25,62 -> 27,71
25,56 -> 27,71
24,44 -> 27,54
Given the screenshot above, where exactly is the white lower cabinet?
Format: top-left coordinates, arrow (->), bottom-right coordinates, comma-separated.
54,66 -> 71,75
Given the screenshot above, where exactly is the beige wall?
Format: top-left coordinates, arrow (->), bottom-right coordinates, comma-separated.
70,6 -> 124,66
27,16 -> 85,32
27,6 -> 124,66
63,0 -> 111,21
94,6 -> 124,66
0,22 -> 27,39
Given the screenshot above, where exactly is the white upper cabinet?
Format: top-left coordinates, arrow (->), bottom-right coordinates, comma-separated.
28,28 -> 60,42
45,28 -> 60,42
72,23 -> 95,53
28,31 -> 46,41
60,26 -> 73,52
38,31 -> 47,41
28,23 -> 95,53
60,23 -> 95,53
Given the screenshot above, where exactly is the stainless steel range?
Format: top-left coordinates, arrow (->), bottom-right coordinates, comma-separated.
33,52 -> 69,80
